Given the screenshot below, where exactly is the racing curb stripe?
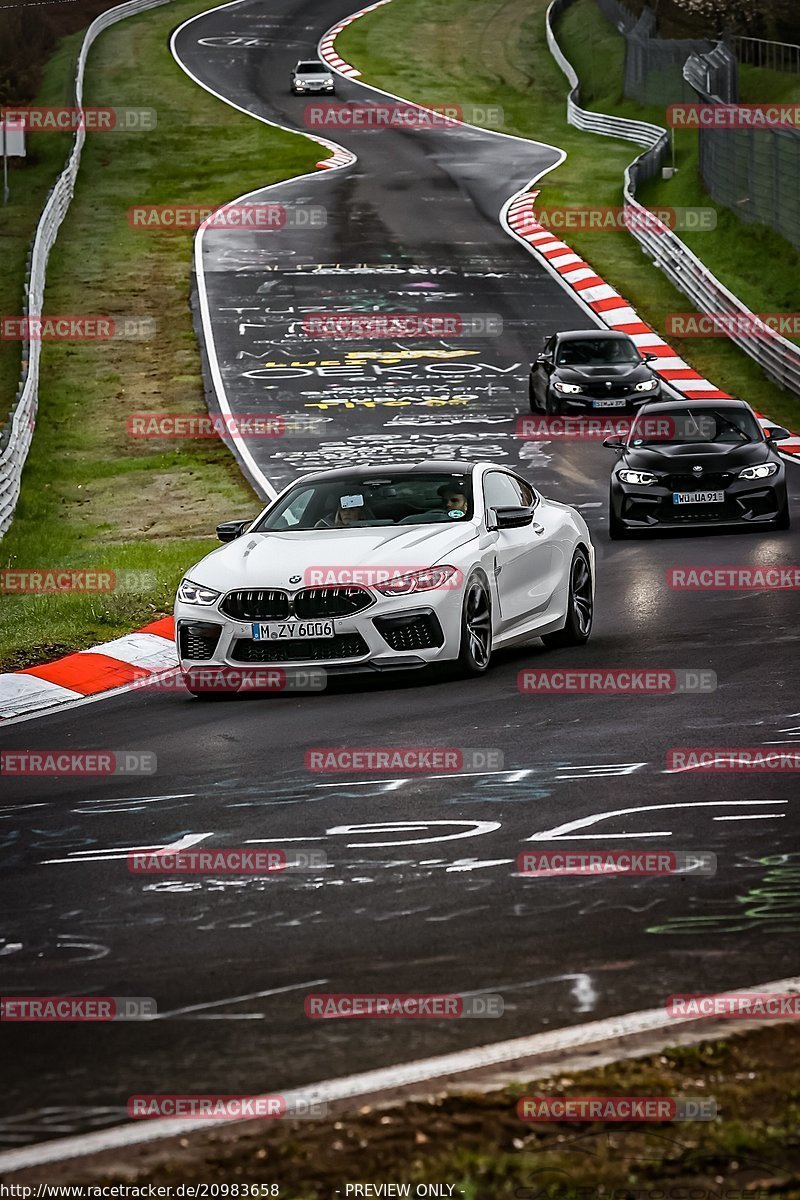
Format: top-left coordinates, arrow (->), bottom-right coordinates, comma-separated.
0,617 -> 176,720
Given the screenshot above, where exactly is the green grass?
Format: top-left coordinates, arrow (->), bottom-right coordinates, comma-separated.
0,0 -> 322,671
336,0 -> 800,432
65,1024 -> 800,1195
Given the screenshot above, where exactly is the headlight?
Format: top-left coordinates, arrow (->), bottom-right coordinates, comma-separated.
177,578 -> 221,605
618,469 -> 658,485
635,378 -> 659,392
738,462 -> 778,480
553,380 -> 582,394
374,565 -> 461,596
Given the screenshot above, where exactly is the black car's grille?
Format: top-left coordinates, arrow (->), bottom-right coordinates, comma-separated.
582,382 -> 634,399
373,612 -> 444,652
178,622 -> 222,661
221,590 -> 289,621
231,634 -> 369,663
294,587 -> 373,618
663,473 -> 733,492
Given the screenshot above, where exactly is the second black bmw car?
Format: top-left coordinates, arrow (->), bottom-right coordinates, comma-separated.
605,399 -> 791,537
529,329 -> 661,414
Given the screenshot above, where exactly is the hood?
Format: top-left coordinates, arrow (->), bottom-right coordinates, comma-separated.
186,523 -> 479,589
556,363 -> 652,383
294,69 -> 332,79
622,440 -> 772,473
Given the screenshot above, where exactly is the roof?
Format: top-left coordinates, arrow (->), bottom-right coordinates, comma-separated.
295,461 -> 479,484
556,329 -> 635,341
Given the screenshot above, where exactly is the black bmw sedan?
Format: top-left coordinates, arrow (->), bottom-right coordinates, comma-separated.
605,399 -> 791,537
529,329 -> 661,414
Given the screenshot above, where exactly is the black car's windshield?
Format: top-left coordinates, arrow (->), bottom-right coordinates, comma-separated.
297,62 -> 328,72
630,407 -> 763,446
254,473 -> 474,532
556,338 -> 640,366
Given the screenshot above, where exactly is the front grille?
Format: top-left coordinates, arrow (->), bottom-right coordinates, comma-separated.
221,590 -> 289,620
178,622 -> 222,661
663,473 -> 732,492
373,612 -> 444,652
294,587 -> 373,617
582,383 -> 632,399
231,633 -> 369,663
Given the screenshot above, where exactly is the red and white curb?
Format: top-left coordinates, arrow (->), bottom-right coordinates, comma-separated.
0,617 -> 176,720
505,192 -> 800,451
318,0 -> 392,78
320,1 -> 800,455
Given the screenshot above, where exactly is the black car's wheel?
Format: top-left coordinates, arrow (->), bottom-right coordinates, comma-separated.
771,499 -> 791,530
458,576 -> 493,674
609,506 -> 628,540
541,548 -> 593,648
528,376 -> 539,412
546,391 -> 564,416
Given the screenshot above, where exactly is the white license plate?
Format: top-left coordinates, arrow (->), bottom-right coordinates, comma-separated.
253,620 -> 335,640
592,398 -> 627,408
672,491 -> 725,505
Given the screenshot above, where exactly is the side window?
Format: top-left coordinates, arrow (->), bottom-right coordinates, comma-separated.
483,471 -> 525,515
278,488 -> 315,528
543,336 -> 555,357
512,477 -> 536,507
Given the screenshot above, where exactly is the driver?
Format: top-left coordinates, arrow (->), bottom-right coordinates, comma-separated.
438,483 -> 468,515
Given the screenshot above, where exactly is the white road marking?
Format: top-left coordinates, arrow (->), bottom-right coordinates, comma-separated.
151,979 -> 327,1020
713,814 -> 786,821
326,820 -> 502,847
41,833 -> 212,865
526,800 -> 788,841
3,974 -> 798,1171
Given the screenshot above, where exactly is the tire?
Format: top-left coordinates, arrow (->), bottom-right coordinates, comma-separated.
609,507 -> 628,540
457,575 -> 493,675
546,391 -> 564,416
528,376 -> 539,412
541,548 -> 593,648
771,499 -> 791,530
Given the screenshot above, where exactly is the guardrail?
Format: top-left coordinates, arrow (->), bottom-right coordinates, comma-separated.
0,0 -> 175,538
545,0 -> 800,400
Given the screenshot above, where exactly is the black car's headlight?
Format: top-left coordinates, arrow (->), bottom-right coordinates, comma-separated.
635,378 -> 659,392
618,469 -> 658,485
738,463 -> 779,480
553,380 -> 582,394
178,578 -> 221,606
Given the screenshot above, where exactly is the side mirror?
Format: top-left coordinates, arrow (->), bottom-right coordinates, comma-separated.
602,437 -> 626,451
766,426 -> 791,442
492,505 -> 535,530
216,519 -> 250,543
643,353 -> 658,362
535,354 -> 552,367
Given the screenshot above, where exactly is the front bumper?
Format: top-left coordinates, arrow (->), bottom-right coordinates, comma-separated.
549,386 -> 660,413
611,475 -> 786,530
174,587 -> 465,680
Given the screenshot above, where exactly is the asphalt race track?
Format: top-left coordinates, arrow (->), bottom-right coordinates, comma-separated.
1,0 -> 799,1155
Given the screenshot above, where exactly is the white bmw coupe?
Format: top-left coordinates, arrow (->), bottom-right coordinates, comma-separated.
174,461 -> 595,694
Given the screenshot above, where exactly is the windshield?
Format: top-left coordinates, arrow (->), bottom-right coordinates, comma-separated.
556,338 -> 640,366
630,407 -> 763,446
254,473 -> 474,531
297,62 -> 328,72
